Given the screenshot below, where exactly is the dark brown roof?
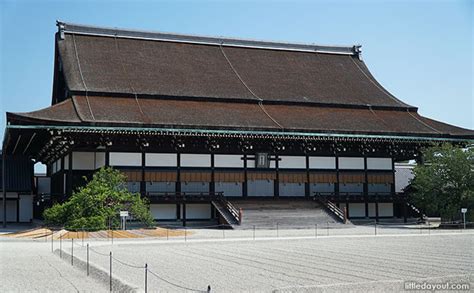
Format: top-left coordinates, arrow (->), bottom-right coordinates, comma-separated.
8,95 -> 474,138
56,23 -> 411,108
6,23 -> 473,142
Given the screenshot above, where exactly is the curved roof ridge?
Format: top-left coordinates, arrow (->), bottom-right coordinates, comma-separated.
57,21 -> 360,56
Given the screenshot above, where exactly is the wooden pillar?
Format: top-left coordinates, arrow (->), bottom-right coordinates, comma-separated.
375,196 -> 379,221
364,156 -> 369,218
210,153 -> 215,194
140,152 -> 146,196
274,154 -> 279,198
243,154 -> 248,198
60,156 -> 65,199
335,155 -> 340,196
176,152 -> 181,193
66,152 -> 73,196
182,203 -> 187,227
2,150 -> 6,227
16,196 -> 20,223
305,154 -> 310,198
403,197 -> 408,223
105,151 -> 110,167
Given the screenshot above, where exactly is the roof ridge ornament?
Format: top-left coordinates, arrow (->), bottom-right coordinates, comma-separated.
57,21 -> 358,55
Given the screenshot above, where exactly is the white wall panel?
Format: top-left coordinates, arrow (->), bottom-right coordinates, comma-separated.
95,152 -> 106,168
110,152 -> 142,166
309,157 -> 336,169
19,195 -> 33,222
214,155 -> 243,168
186,204 -> 212,219
181,182 -> 209,193
279,183 -> 305,196
0,200 -> 17,222
279,156 -> 306,169
180,154 -> 211,167
72,152 -> 95,170
378,203 -> 394,217
215,182 -> 242,197
339,157 -> 364,169
368,203 -> 376,217
248,180 -> 274,196
146,153 -> 177,167
150,204 -> 176,220
367,158 -> 392,170
348,203 -> 366,218
64,155 -> 69,169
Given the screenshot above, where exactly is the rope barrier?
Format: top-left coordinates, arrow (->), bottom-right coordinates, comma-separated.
147,268 -> 208,292
89,246 -> 110,257
111,255 -> 146,269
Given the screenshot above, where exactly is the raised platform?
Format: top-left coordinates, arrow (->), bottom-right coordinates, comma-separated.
230,199 -> 347,229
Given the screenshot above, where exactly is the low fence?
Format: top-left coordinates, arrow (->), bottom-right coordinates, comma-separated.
26,220 -> 473,292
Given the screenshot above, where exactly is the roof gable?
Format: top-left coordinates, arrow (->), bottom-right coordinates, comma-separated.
55,22 -> 412,109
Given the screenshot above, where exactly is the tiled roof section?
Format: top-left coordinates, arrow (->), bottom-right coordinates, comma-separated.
57,31 -> 411,108
8,96 -> 474,138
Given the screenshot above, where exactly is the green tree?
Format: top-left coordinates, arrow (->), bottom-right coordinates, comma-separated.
410,144 -> 474,221
44,167 -> 154,230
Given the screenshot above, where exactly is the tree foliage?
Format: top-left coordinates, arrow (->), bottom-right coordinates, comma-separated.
44,167 -> 154,230
410,144 -> 474,221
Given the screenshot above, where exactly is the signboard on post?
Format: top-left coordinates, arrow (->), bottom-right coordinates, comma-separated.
120,211 -> 129,230
461,208 -> 467,230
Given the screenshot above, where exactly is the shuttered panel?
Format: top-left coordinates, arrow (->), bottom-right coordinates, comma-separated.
214,172 -> 245,182
122,171 -> 142,182
181,171 -> 212,182
339,173 -> 365,183
279,172 -> 308,183
367,173 -> 394,184
309,172 -> 337,183
247,172 -> 276,180
144,171 -> 177,182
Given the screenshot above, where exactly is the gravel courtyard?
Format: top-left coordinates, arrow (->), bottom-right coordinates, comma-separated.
68,231 -> 473,292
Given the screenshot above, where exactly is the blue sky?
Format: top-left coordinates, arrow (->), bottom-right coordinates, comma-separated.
1,0 -> 473,141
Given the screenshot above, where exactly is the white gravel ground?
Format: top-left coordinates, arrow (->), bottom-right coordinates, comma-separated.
66,228 -> 473,292
0,239 -> 109,293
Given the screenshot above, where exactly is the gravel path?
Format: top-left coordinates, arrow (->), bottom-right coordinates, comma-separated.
67,230 -> 473,292
0,239 -> 109,292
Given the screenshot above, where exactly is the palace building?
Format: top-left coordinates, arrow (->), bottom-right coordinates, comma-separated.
2,22 -> 473,226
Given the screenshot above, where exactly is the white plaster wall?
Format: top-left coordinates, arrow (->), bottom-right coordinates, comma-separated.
339,157 -> 364,169
186,204 -> 212,219
19,194 -> 33,222
247,158 -> 276,168
64,155 -> 69,169
214,155 -> 243,168
72,152 -> 96,170
215,182 -> 243,197
368,203 -> 376,217
310,183 -> 335,195
0,200 -> 17,222
367,158 -> 392,170
146,153 -> 177,167
309,157 -> 336,169
279,183 -> 305,196
181,154 -> 211,167
110,152 -> 142,166
95,152 -> 106,168
348,203 -> 366,217
279,156 -> 306,169
146,182 -> 176,193
150,204 -> 176,220
248,180 -> 274,196
181,182 -> 209,193
378,203 -> 394,217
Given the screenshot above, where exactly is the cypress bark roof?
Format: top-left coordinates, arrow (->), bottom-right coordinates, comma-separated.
7,96 -> 473,138
6,22 -> 474,140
